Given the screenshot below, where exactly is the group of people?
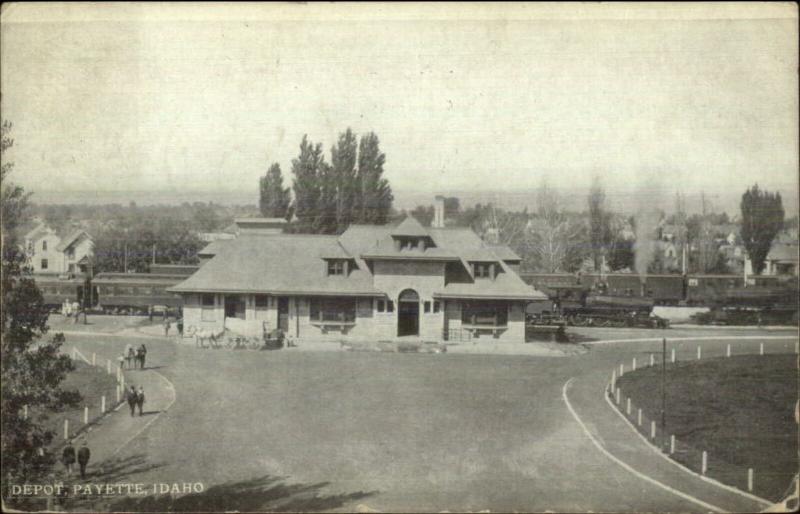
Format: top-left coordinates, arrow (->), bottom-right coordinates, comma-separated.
61,439 -> 91,479
61,299 -> 83,324
125,385 -> 146,417
119,344 -> 148,370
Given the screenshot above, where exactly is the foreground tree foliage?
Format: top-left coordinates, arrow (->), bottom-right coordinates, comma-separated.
740,184 -> 785,274
1,120 -> 80,495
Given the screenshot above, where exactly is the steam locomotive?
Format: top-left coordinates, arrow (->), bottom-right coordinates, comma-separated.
522,272 -> 799,327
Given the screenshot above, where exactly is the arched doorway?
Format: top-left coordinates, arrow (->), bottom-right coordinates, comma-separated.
397,289 -> 420,337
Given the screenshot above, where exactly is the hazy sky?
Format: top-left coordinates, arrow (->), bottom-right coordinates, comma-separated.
1,3 -> 797,210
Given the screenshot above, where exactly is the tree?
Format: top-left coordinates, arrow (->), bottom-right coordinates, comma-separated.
290,130 -> 393,233
1,120 -> 80,495
330,129 -> 358,232
355,132 -> 393,225
740,184 -> 784,274
290,136 -> 326,233
524,183 -> 585,272
588,176 -> 613,271
259,163 -> 291,219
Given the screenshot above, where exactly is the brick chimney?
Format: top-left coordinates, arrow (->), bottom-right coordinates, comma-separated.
432,195 -> 446,228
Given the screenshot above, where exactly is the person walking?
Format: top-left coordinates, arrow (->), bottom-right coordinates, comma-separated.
177,317 -> 184,337
137,344 -> 147,370
126,385 -> 138,417
163,316 -> 171,337
61,441 -> 76,476
77,439 -> 91,479
136,386 -> 145,416
124,344 -> 134,369
118,354 -> 126,372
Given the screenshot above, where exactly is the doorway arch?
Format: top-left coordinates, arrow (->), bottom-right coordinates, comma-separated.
397,289 -> 420,337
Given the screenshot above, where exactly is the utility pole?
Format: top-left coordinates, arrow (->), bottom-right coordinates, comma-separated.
661,337 -> 666,451
152,243 -> 156,265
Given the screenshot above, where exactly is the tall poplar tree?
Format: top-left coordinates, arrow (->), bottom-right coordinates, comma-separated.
330,128 -> 358,232
259,163 -> 291,219
740,184 -> 784,274
356,132 -> 393,225
291,136 -> 326,233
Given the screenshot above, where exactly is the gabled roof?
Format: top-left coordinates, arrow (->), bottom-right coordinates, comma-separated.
198,240 -> 230,257
170,235 -> 382,296
767,243 -> 799,263
391,216 -> 430,237
55,230 -> 91,252
488,245 -> 521,262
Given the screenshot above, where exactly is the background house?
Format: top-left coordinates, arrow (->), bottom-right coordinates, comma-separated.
22,222 -> 94,274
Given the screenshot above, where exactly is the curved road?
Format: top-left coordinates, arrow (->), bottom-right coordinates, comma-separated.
62,326 -> 798,512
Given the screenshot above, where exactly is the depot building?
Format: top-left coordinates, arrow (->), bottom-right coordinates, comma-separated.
169,210 -> 546,343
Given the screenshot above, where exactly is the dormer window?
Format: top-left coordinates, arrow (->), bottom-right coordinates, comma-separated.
472,262 -> 496,280
327,260 -> 345,276
393,236 -> 432,252
326,259 -> 353,276
42,240 -> 47,251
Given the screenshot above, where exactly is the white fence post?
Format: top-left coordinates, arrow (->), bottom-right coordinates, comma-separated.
611,369 -> 616,390
726,344 -> 731,357
748,468 -> 754,492
107,359 -> 112,374
671,348 -> 676,363
759,342 -> 764,355
615,388 -> 621,405
637,408 -> 642,426
697,346 -> 702,360
101,395 -> 106,414
83,406 -> 89,425
650,354 -> 654,367
619,363 -> 624,377
64,419 -> 69,440
670,434 -> 675,454
650,421 -> 656,440
701,451 -> 707,475
626,397 -> 631,415
92,353 -> 96,366
632,357 -> 637,371
116,386 -> 121,403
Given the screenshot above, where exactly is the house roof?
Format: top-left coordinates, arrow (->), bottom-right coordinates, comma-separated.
391,216 -> 429,237
173,220 -> 545,301
767,243 -> 799,263
55,230 -> 91,252
198,240 -> 230,257
170,234 -> 382,296
487,245 -> 521,262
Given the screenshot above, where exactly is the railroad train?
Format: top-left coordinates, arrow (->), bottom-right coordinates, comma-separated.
521,272 -> 799,327
34,264 -> 197,315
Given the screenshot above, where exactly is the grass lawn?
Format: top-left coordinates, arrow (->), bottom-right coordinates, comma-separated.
32,360 -> 120,448
616,354 -> 799,502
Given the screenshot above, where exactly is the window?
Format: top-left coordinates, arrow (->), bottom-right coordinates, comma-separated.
377,300 -> 386,313
387,300 -> 395,313
309,298 -> 356,323
433,301 -> 441,313
473,262 -> 493,278
461,302 -> 508,327
688,278 -> 698,287
255,295 -> 269,311
41,259 -> 48,270
42,240 -> 47,251
201,294 -> 215,321
327,260 -> 345,276
424,301 -> 431,313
